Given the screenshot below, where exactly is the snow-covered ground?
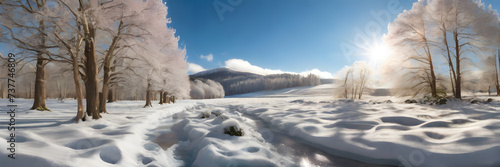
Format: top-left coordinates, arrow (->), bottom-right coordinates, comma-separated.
1,84 -> 500,167
0,99 -> 197,167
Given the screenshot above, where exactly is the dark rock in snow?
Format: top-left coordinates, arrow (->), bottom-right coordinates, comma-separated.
200,111 -> 211,118
437,98 -> 447,105
405,99 -> 418,104
224,126 -> 244,136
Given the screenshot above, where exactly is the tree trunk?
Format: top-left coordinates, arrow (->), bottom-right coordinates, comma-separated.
449,70 -> 455,97
99,60 -> 111,113
115,88 -> 119,101
107,88 -> 114,103
442,23 -> 457,97
429,56 -> 437,97
29,83 -> 32,98
343,72 -> 349,99
84,27 -> 101,119
99,27 -> 121,112
489,86 -> 492,96
351,86 -> 354,99
72,54 -> 85,122
358,70 -> 367,99
496,50 -> 500,96
352,72 -> 355,99
163,92 -> 168,103
159,91 -> 163,104
0,79 -> 3,99
31,58 -> 48,110
454,30 -> 461,99
31,20 -> 48,111
423,38 -> 437,97
144,82 -> 153,108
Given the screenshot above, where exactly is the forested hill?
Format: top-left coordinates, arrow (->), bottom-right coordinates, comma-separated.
191,68 -> 261,82
190,68 -> 321,96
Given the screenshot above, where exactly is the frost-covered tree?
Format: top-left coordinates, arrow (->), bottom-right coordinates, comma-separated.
111,0 -> 189,108
190,78 -> 225,99
385,1 -> 438,97
95,0 -> 161,113
384,0 -> 500,98
429,0 -> 499,98
0,0 -> 189,120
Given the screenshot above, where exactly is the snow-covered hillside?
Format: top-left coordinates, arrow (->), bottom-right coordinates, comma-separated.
1,84 -> 499,167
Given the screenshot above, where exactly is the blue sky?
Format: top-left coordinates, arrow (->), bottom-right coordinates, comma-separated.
164,0 -> 419,77
2,0 -> 500,78
163,0 -> 500,78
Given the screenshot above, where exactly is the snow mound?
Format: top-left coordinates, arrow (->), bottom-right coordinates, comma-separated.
173,105 -> 294,167
235,97 -> 500,166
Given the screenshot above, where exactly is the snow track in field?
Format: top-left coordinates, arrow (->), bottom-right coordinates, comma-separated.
153,103 -> 394,167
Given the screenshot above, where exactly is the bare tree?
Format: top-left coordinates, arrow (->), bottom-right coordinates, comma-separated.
338,62 -> 370,99
428,0 -> 457,97
428,0 -> 500,98
0,0 -> 53,110
357,67 -> 369,99
342,69 -> 351,99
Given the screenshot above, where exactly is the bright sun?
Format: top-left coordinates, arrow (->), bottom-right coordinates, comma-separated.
368,43 -> 391,65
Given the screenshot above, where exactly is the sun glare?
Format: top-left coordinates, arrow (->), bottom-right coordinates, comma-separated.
368,43 -> 391,65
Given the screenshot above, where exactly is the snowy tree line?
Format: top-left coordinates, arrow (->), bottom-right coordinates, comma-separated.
190,78 -> 225,99
383,0 -> 500,99
0,0 -> 189,121
221,73 -> 321,96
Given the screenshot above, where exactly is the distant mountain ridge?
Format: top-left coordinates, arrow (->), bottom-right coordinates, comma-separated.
190,68 -> 322,96
191,68 -> 261,82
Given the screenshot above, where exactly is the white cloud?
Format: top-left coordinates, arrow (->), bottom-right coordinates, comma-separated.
224,59 -> 287,75
187,63 -> 206,74
200,54 -> 214,62
224,59 -> 333,78
300,68 -> 333,79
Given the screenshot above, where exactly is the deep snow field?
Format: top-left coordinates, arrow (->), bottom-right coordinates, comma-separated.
1,84 -> 500,167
